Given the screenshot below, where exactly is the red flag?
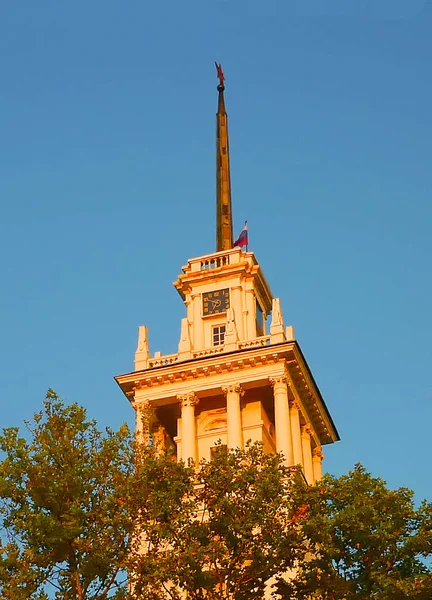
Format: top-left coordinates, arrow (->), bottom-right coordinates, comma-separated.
234,222 -> 248,248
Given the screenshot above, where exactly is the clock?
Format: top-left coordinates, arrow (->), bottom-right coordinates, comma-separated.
202,288 -> 230,315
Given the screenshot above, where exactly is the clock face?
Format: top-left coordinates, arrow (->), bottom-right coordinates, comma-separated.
202,288 -> 230,316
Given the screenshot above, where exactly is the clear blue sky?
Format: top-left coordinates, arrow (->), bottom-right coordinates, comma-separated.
1,1 -> 431,500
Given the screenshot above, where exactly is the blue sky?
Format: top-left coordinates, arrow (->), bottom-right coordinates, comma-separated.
1,1 -> 431,501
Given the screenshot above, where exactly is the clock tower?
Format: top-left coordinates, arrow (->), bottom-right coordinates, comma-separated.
115,67 -> 339,482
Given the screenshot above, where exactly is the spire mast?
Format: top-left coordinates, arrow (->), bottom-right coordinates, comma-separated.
215,63 -> 234,252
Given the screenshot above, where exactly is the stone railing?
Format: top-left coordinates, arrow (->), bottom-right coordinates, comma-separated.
192,347 -> 226,359
199,254 -> 230,271
145,331 -> 292,370
186,247 -> 245,274
237,335 -> 271,350
147,353 -> 179,368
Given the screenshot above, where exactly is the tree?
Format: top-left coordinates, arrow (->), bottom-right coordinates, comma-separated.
282,464 -> 432,600
2,394 -> 431,600
132,442 -> 309,600
0,390 -> 136,599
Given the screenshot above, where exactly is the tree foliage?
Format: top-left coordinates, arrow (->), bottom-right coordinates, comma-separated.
0,390 -> 135,599
132,443 -> 308,600
283,465 -> 432,600
1,394 -> 431,600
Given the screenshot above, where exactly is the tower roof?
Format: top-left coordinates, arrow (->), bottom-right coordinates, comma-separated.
215,63 -> 234,252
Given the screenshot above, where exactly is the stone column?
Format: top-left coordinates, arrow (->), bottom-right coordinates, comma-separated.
289,399 -> 303,467
312,446 -> 325,482
177,393 -> 199,464
270,376 -> 293,466
231,286 -> 244,339
134,399 -> 152,445
301,425 -> 314,484
223,384 -> 244,449
135,406 -> 143,437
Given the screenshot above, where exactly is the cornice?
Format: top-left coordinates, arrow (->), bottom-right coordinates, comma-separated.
115,339 -> 339,447
286,345 -> 340,445
115,342 -> 293,398
116,342 -> 296,389
174,262 -> 256,300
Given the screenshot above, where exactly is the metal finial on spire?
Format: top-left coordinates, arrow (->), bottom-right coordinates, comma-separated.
215,62 -> 225,88
215,63 -> 234,252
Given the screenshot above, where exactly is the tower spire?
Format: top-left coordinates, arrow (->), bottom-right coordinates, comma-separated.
215,63 -> 234,252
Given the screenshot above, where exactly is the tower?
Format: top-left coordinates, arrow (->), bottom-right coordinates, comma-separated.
115,67 -> 339,482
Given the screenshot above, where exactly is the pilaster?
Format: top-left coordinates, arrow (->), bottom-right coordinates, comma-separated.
231,285 -> 244,339
224,308 -> 239,351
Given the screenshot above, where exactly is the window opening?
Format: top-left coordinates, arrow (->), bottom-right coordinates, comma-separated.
212,325 -> 226,346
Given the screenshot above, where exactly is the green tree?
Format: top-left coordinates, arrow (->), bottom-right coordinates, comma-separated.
132,442 -> 309,600
2,394 -> 431,600
0,390 -> 136,599
282,464 -> 432,600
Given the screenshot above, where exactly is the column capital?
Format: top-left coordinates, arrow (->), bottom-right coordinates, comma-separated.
313,446 -> 325,460
222,384 -> 244,396
301,423 -> 312,438
140,399 -> 151,410
177,393 -> 199,408
289,398 -> 300,411
269,375 -> 287,388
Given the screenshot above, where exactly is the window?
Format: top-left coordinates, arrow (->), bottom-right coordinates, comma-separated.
212,325 -> 226,346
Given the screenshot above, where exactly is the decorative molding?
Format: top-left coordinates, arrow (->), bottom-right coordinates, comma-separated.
198,409 -> 227,434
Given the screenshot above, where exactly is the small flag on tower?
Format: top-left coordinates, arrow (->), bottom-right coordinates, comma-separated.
233,222 -> 248,249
